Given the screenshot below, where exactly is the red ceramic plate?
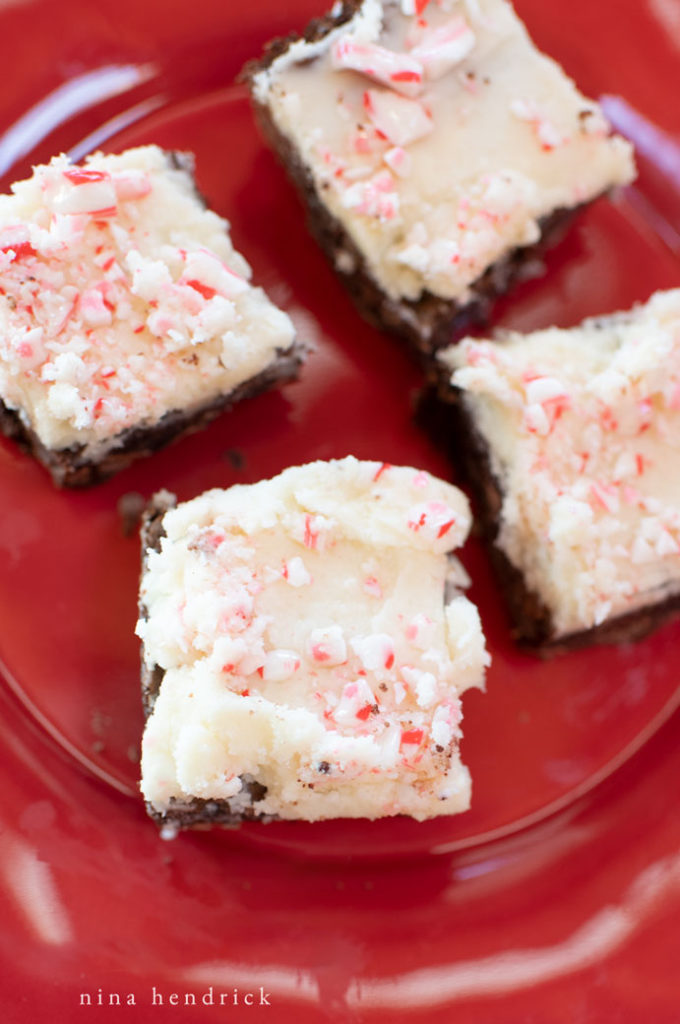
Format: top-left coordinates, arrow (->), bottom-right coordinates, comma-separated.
1,2 -> 680,1021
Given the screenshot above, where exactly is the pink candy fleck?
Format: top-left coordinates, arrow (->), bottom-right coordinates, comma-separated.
63,168 -> 110,185
331,38 -> 424,98
185,279 -> 218,301
383,146 -> 412,178
363,576 -> 383,599
303,514 -> 319,550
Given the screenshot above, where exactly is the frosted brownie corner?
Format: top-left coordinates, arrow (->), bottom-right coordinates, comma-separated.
433,289 -> 680,651
136,457 -> 489,829
246,0 -> 635,361
0,145 -> 303,487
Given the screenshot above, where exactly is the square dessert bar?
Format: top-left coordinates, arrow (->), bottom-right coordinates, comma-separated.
248,0 -> 635,360
436,289 -> 680,651
137,457 -> 489,828
0,145 -> 303,486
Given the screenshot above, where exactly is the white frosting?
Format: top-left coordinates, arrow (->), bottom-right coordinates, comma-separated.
137,457 -> 489,821
441,289 -> 680,637
253,0 -> 635,305
0,146 -> 296,455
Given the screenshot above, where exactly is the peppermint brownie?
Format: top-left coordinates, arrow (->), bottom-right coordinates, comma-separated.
247,0 -> 635,360
435,289 -> 680,650
137,457 -> 489,828
0,145 -> 303,486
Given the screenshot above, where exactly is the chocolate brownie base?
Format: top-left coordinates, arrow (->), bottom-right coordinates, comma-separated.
138,491 -> 274,830
0,342 -> 303,488
245,6 -> 584,365
145,786 -> 271,832
420,380 -> 680,655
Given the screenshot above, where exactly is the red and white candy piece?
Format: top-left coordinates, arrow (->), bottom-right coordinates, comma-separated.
282,556 -> 312,587
363,88 -> 433,148
11,327 -> 45,369
407,500 -> 459,545
399,726 -> 424,751
342,169 -> 400,220
404,613 -> 437,649
589,481 -> 620,515
333,678 -> 378,726
331,37 -> 424,98
523,404 -> 551,436
111,169 -> 152,201
400,0 -> 430,15
54,168 -> 118,217
363,575 -> 383,598
0,225 -> 38,262
292,513 -> 331,551
179,249 -> 249,301
350,633 -> 396,672
383,146 -> 412,178
409,16 -> 476,79
431,699 -> 462,748
524,376 -> 568,405
261,649 -> 301,682
80,285 -> 114,327
307,626 -> 347,666
510,99 -> 565,151
522,376 -> 570,434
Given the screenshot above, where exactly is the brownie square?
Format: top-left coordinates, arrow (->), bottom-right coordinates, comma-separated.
136,457 -> 489,829
434,289 -> 680,651
0,146 -> 304,486
247,0 -> 635,362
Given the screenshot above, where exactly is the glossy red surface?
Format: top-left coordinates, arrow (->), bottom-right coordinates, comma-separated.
0,1 -> 679,1021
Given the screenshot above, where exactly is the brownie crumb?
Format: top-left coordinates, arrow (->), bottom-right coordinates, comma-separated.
117,491 -> 146,537
223,448 -> 247,471
243,778 -> 268,803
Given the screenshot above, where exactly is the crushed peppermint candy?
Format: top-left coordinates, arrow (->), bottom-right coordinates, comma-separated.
409,16 -> 476,79
363,89 -> 434,148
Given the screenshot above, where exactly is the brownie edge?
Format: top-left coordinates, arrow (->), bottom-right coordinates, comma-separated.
138,491 -> 274,831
